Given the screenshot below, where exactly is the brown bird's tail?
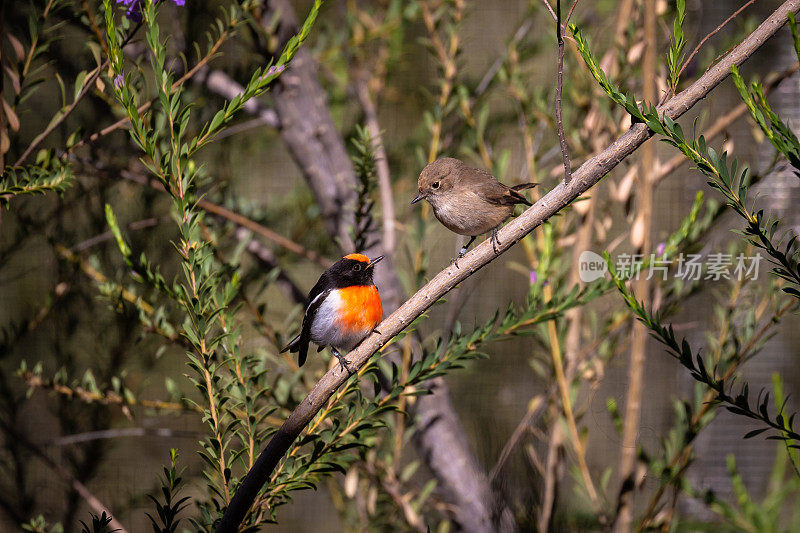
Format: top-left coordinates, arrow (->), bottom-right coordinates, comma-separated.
510,182 -> 537,206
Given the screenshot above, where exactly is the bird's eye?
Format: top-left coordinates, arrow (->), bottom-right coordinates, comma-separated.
431,181 -> 440,189
353,263 -> 362,272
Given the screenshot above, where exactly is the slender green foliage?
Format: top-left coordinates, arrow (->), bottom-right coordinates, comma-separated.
350,125 -> 380,252
607,254 -> 800,449
146,450 -> 191,533
0,160 -> 72,208
78,512 -> 118,533
667,0 -> 687,91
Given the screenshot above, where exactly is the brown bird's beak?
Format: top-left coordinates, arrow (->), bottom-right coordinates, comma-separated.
367,255 -> 385,268
410,193 -> 424,205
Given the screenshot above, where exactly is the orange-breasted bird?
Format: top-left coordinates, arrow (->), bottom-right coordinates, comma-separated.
281,253 -> 384,373
411,157 -> 536,259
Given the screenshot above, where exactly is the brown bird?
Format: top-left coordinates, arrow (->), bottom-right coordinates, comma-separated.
411,157 -> 537,258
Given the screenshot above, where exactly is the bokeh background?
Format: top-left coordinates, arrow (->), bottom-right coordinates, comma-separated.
2,0 -> 800,531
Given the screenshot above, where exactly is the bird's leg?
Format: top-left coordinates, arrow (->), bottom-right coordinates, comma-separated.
451,235 -> 477,268
459,235 -> 477,258
491,228 -> 501,254
331,348 -> 354,375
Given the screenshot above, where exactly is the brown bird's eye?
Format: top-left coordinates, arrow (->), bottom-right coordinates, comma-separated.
353,263 -> 362,272
431,181 -> 440,189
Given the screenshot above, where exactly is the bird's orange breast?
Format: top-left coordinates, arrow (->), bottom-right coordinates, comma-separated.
336,285 -> 382,333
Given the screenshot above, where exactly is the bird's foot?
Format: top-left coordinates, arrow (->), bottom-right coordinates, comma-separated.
332,349 -> 354,376
450,247 -> 468,268
491,229 -> 501,254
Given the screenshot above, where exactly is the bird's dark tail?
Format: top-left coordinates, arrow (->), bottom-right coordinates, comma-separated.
510,182 -> 537,206
280,331 -> 310,366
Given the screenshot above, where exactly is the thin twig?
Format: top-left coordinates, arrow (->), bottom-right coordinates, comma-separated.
555,0 -> 578,183
49,427 -> 202,446
72,217 -> 161,251
490,392 -> 550,481
14,22 -> 142,166
677,0 -> 757,79
475,17 -> 534,97
539,0 -> 557,22
198,199 -> 333,268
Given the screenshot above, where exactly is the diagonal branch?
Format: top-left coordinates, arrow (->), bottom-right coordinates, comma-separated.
215,2 -> 800,531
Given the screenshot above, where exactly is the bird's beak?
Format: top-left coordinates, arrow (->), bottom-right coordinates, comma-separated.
367,255 -> 385,268
410,193 -> 424,205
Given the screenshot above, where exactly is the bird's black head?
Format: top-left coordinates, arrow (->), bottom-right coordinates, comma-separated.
327,253 -> 384,287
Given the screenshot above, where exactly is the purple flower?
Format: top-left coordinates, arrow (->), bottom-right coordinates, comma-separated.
113,74 -> 124,90
265,64 -> 286,78
530,270 -> 538,284
656,242 -> 666,256
117,0 -> 184,22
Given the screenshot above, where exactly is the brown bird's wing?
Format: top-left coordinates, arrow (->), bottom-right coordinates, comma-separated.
460,166 -> 535,206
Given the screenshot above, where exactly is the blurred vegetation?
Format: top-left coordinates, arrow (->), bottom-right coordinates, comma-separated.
1,0 -> 800,532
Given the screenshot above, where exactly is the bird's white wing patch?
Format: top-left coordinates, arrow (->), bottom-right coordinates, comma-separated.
306,291 -> 327,316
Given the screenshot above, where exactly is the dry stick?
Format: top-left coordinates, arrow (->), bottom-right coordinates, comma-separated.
197,199 -> 332,268
21,372 -> 197,413
0,418 -> 129,533
50,427 -> 201,446
475,17 -> 534,97
538,419 -> 563,532
555,0 -> 576,184
615,1 -> 657,531
490,392 -> 550,481
540,0 -> 557,22
215,3 -> 800,531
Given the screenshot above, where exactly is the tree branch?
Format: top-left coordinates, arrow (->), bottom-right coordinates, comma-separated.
215,2 -> 800,531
